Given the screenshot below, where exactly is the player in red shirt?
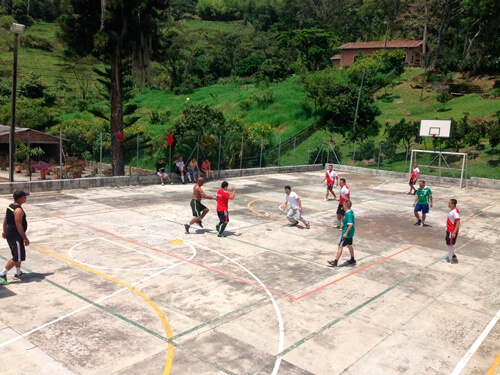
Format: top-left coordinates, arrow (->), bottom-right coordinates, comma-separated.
320,164 -> 338,201
408,163 -> 420,195
443,199 -> 460,264
216,181 -> 236,237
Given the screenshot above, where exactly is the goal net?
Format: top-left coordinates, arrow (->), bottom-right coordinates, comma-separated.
410,150 -> 468,188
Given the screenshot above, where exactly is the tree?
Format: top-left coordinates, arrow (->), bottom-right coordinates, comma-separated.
302,69 -> 381,141
383,118 -> 422,160
58,0 -> 167,176
446,115 -> 483,152
487,112 -> 500,149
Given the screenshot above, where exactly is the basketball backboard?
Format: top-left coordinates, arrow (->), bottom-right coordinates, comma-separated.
419,119 -> 451,138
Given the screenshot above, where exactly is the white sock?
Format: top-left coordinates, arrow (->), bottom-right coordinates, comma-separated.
337,220 -> 341,226
0,268 -> 7,276
448,246 -> 455,258
15,267 -> 21,275
181,176 -> 185,182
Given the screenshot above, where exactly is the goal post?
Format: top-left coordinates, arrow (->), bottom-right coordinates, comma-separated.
409,149 -> 468,188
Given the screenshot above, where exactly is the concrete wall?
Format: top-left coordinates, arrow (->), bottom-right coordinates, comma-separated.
0,164 -> 324,195
333,164 -> 500,190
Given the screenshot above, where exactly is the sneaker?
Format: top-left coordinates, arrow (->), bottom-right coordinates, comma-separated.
346,259 -> 357,265
451,256 -> 458,264
217,233 -> 226,237
170,182 -> 174,185
14,271 -> 28,279
161,182 -> 164,186
182,181 -> 185,185
334,224 -> 340,229
216,223 -> 220,232
442,257 -> 451,263
196,221 -> 203,228
184,224 -> 190,234
291,221 -> 299,226
420,222 -> 424,227
0,275 -> 8,285
414,219 -> 422,226
323,198 -> 328,201
306,223 -> 310,229
327,260 -> 338,267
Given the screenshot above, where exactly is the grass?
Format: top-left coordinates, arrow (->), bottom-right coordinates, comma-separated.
1,21 -> 498,179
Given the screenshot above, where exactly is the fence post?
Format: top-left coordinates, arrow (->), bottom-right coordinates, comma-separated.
377,141 -> 383,170
404,145 -> 409,173
260,138 -> 263,168
99,132 -> 103,176
239,135 -> 244,176
292,137 -> 296,170
217,135 -> 222,179
136,134 -> 139,175
278,138 -> 281,167
59,129 -> 63,177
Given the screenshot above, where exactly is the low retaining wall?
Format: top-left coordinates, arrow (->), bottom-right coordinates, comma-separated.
333,165 -> 500,190
0,164 -> 323,195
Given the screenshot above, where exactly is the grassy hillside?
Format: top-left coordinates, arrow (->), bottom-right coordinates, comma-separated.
1,21 -> 498,179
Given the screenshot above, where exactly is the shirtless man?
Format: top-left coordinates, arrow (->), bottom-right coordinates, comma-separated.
184,177 -> 216,234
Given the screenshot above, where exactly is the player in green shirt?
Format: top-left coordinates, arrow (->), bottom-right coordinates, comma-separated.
328,200 -> 356,267
413,180 -> 433,227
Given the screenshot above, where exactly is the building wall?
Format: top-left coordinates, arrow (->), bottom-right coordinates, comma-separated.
340,47 -> 423,67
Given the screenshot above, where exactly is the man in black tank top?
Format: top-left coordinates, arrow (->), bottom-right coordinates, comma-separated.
1,190 -> 30,285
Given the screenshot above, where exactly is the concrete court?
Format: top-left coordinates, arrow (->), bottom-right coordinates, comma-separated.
0,170 -> 498,375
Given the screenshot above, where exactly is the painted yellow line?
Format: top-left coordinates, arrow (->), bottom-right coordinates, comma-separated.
486,351 -> 500,375
31,244 -> 174,374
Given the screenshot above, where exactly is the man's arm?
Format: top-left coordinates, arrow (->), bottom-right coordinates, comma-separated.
429,191 -> 433,207
343,223 -> 353,238
452,219 -> 460,237
280,201 -> 288,214
2,215 -> 7,239
200,188 -> 216,200
14,208 -> 29,245
229,187 -> 236,200
297,197 -> 302,211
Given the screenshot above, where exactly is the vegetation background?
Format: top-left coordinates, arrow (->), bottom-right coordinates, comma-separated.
0,0 -> 499,179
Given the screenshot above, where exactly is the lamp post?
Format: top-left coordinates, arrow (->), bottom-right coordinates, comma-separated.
9,23 -> 25,182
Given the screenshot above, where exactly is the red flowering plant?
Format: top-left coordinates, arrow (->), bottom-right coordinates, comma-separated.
34,161 -> 50,171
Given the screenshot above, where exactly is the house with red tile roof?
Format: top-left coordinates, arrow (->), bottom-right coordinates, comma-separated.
331,40 -> 426,68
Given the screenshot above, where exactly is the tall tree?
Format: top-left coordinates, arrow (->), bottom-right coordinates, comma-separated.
58,0 -> 167,175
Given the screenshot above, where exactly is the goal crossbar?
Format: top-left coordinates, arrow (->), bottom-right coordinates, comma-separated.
410,150 -> 468,188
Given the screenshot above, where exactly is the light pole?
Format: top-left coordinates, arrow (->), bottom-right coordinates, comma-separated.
9,23 -> 25,182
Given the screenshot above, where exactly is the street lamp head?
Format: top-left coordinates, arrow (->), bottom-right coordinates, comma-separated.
11,23 -> 25,34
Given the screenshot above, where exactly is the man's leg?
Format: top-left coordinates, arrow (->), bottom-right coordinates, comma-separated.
335,246 -> 343,261
287,209 -> 298,225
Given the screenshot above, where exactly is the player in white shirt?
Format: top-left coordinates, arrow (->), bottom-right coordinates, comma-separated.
336,178 -> 350,229
443,199 -> 460,264
280,186 -> 310,229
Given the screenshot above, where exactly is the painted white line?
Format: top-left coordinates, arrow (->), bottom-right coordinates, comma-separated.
450,307 -> 500,375
196,241 -> 284,375
374,180 -> 389,189
68,237 -> 179,271
0,242 -> 196,349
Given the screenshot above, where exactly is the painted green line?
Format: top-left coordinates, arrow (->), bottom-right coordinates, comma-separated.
248,256 -> 444,375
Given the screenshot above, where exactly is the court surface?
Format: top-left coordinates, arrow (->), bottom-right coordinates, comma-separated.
0,170 -> 499,375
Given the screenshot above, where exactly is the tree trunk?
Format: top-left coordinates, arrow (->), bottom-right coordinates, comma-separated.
110,49 -> 125,176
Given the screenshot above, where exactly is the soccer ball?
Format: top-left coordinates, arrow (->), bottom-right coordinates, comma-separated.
264,212 -> 271,218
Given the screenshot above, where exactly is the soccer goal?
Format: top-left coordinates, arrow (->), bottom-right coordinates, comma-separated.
409,150 -> 468,188
410,119 -> 467,188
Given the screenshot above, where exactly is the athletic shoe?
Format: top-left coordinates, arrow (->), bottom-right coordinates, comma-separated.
161,182 -> 164,186
323,198 -> 328,201
306,223 -> 310,229
14,271 -> 28,279
196,221 -> 203,228
442,257 -> 451,263
170,182 -> 174,185
291,221 -> 299,226
420,222 -> 424,227
217,233 -> 226,237
327,260 -> 338,267
182,181 -> 185,185
451,256 -> 458,264
346,259 -> 357,265
216,223 -> 220,232
414,219 -> 422,226
0,275 -> 8,285
334,224 -> 340,229
184,224 -> 190,234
